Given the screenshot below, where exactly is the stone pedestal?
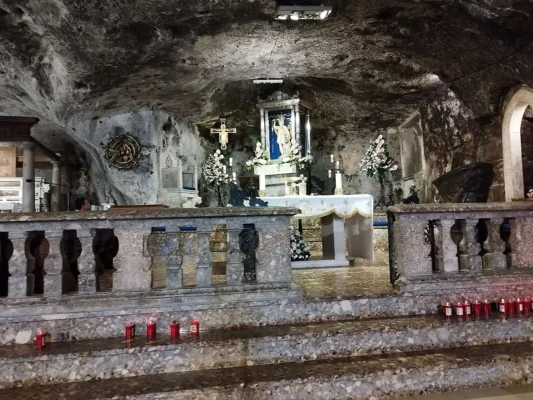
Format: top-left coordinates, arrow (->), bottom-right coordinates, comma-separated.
113,229 -> 151,292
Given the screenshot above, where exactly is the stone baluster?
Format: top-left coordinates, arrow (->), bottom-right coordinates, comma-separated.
256,218 -> 292,284
165,232 -> 183,290
393,219 -> 432,277
113,229 -> 151,292
7,232 -> 30,298
43,230 -> 65,297
196,227 -> 213,287
77,229 -> 97,293
226,223 -> 245,285
434,219 -> 459,273
459,219 -> 482,271
508,218 -> 533,268
482,218 -> 507,270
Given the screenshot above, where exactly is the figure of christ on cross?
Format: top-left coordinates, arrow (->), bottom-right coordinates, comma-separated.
210,118 -> 236,150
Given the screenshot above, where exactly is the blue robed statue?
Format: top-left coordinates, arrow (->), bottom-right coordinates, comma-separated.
269,112 -> 292,160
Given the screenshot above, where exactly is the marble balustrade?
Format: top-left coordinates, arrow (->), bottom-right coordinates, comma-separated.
0,207 -> 298,299
388,203 -> 533,292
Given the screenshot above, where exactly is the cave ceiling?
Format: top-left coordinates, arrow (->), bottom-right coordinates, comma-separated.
0,0 -> 533,146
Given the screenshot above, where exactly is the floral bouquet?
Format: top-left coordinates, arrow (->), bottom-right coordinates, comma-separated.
203,149 -> 230,186
360,134 -> 398,178
290,226 -> 311,261
282,136 -> 313,167
245,142 -> 269,169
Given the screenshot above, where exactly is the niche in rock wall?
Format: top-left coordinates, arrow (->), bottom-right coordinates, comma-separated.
521,106 -> 533,193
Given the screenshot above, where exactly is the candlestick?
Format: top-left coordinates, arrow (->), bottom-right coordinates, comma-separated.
336,160 -> 339,170
328,170 -> 332,178
223,165 -> 227,173
229,158 -> 233,167
232,172 -> 236,182
330,154 -> 334,163
335,171 -> 344,195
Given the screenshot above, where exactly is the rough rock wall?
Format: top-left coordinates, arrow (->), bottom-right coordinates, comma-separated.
67,110 -> 206,206
418,89 -> 504,202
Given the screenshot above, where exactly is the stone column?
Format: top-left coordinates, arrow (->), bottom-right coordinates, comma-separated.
43,230 -> 64,297
256,218 -> 292,284
305,112 -> 311,156
196,227 -> 212,287
166,232 -> 183,290
77,229 -> 96,293
294,103 -> 300,145
113,229 -> 151,292
435,219 -> 459,273
226,224 -> 244,285
459,219 -> 482,271
393,219 -> 432,277
7,232 -> 30,298
260,108 -> 266,151
22,142 -> 36,213
482,218 -> 507,270
51,161 -> 61,212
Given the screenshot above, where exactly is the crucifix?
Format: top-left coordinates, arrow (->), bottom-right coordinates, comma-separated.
210,118 -> 236,150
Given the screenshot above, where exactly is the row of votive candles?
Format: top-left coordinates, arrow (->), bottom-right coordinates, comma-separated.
443,298 -> 533,317
125,319 -> 200,341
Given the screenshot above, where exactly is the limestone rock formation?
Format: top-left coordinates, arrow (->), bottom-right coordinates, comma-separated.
0,0 -> 532,202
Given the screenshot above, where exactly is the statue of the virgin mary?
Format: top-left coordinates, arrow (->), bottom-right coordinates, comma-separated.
273,115 -> 292,159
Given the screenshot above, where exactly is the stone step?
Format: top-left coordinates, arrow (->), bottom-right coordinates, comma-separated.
1,313 -> 533,389
3,340 -> 533,399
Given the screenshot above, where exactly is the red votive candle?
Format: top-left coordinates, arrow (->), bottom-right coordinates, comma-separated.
456,302 -> 465,317
146,319 -> 156,341
517,298 -> 524,314
524,298 -> 531,314
170,321 -> 179,339
35,330 -> 46,351
190,319 -> 200,335
483,300 -> 491,316
443,302 -> 453,318
508,299 -> 516,315
125,322 -> 136,340
464,301 -> 472,316
499,298 -> 507,314
473,300 -> 481,317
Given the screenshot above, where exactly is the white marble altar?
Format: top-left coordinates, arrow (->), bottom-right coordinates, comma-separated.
260,194 -> 374,268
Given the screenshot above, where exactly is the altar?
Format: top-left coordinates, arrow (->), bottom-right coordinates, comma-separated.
260,194 -> 374,268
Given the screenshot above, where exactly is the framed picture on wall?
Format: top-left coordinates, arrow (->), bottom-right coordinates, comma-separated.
0,148 -> 16,177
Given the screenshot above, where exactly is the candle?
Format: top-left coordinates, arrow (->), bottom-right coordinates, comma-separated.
190,319 -> 200,336
330,154 -> 334,163
336,160 -> 339,170
125,322 -> 136,340
223,165 -> 227,173
229,158 -> 233,167
335,171 -> 343,189
146,318 -> 156,341
328,170 -> 332,178
232,172 -> 236,182
170,321 -> 179,340
259,174 -> 266,191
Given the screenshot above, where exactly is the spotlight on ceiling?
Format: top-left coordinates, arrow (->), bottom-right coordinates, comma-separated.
253,79 -> 284,84
275,5 -> 332,21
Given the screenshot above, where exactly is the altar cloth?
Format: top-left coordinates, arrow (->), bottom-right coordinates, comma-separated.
260,194 -> 373,219
259,194 -> 374,268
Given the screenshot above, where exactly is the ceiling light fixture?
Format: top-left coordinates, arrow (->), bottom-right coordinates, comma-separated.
275,5 -> 332,21
253,79 -> 284,84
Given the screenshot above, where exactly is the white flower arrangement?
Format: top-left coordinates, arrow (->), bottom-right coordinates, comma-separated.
203,149 -> 230,186
281,136 -> 313,167
245,142 -> 269,169
360,134 -> 398,178
290,226 -> 311,261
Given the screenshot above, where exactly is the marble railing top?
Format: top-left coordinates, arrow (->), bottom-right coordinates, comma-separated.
389,202 -> 533,214
0,207 -> 301,223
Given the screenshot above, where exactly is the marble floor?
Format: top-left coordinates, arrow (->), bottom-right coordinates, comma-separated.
404,384 -> 533,399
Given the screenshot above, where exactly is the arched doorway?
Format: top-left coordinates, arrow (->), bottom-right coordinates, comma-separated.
502,86 -> 533,201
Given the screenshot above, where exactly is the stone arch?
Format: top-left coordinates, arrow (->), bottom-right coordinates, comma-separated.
502,85 -> 533,201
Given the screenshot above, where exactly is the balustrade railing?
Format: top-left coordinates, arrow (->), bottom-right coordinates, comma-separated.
0,207 -> 298,299
388,203 -> 533,285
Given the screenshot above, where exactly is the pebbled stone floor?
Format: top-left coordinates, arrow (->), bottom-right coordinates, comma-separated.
3,341 -> 533,399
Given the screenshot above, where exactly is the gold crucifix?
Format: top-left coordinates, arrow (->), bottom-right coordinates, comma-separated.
210,118 -> 236,150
